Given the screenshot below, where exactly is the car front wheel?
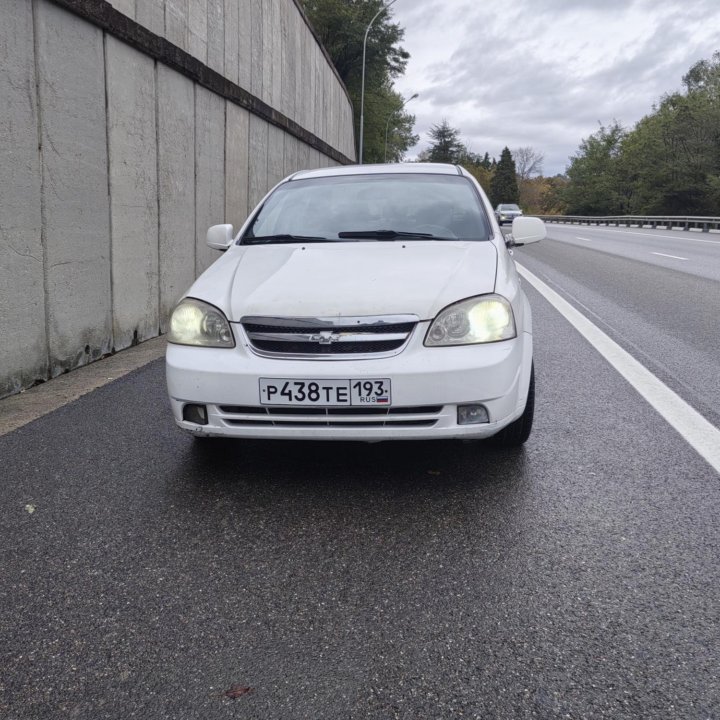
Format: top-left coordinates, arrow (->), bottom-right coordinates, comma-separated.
489,363 -> 534,447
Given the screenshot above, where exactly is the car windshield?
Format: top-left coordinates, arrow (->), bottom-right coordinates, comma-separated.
241,173 -> 491,243
499,204 -> 520,211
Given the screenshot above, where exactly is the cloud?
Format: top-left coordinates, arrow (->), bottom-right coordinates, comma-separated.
391,0 -> 720,173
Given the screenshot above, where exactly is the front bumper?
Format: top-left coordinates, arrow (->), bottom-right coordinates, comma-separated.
166,322 -> 533,441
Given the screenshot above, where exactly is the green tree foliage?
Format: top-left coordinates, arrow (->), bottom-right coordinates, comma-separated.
563,122 -> 626,214
489,147 -> 519,206
520,175 -> 569,215
300,0 -> 416,162
362,83 -> 419,163
563,52 -> 720,216
426,120 -> 466,163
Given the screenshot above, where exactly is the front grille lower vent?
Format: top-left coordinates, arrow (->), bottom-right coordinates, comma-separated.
241,315 -> 418,358
216,404 -> 443,429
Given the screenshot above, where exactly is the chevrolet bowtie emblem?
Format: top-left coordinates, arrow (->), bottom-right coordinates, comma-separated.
309,331 -> 339,344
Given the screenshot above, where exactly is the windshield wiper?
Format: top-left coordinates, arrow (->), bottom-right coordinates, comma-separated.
241,234 -> 331,245
337,230 -> 450,241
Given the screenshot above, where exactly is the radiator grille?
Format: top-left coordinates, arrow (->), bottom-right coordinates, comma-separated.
241,315 -> 418,358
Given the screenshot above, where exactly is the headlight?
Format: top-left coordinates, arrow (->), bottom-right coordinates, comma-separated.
425,295 -> 516,346
168,298 -> 235,347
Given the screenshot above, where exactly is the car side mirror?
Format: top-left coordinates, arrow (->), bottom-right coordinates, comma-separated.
206,224 -> 234,251
507,216 -> 546,247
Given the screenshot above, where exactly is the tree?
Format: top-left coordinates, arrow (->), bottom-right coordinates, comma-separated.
513,147 -> 544,180
489,147 -> 519,206
426,120 -> 466,163
300,0 -> 413,162
561,52 -> 720,216
463,163 -> 493,196
381,88 -> 420,162
563,122 -> 626,215
513,146 -> 545,211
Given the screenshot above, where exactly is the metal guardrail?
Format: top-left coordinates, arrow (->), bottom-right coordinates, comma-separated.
536,215 -> 720,233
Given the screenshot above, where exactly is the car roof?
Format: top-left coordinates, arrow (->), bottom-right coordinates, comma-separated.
289,163 -> 463,181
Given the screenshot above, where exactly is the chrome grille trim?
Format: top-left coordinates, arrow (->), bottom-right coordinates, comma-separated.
240,314 -> 419,359
246,331 -> 410,344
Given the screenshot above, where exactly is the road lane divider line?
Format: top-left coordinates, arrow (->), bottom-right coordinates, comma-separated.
517,263 -> 720,475
576,237 -> 593,242
652,252 -> 687,260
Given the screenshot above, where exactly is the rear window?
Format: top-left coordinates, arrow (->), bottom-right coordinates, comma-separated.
242,173 -> 491,242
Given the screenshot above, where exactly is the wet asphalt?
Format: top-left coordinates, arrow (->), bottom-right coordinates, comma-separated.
1,238 -> 719,719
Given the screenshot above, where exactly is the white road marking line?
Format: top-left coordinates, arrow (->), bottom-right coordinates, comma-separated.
652,252 -> 687,260
517,263 -> 720,476
576,237 -> 593,242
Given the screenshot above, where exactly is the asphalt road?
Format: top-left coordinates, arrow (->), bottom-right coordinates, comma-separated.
536,223 -> 720,282
2,232 -> 719,719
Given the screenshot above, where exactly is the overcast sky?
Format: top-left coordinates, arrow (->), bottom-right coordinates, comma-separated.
389,0 -> 720,175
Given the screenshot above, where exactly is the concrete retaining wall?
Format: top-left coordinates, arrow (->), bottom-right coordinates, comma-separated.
0,0 -> 356,398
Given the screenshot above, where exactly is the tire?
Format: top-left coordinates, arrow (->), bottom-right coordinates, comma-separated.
490,363 -> 535,448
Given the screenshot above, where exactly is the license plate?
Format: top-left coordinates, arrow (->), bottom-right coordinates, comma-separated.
259,378 -> 391,406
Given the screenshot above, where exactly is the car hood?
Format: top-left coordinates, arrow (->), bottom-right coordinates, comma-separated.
190,241 -> 499,321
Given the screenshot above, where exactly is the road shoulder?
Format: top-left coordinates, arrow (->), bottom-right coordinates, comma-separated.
0,337 -> 167,436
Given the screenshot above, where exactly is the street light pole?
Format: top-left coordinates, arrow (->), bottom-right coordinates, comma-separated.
384,92 -> 418,163
359,0 -> 397,165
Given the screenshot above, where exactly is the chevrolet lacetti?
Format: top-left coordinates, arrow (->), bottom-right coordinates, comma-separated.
165,163 -> 546,447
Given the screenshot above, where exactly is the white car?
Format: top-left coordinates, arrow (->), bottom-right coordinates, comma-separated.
166,163 -> 545,446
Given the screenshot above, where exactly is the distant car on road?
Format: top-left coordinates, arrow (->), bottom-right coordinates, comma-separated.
166,164 -> 546,447
495,203 -> 523,225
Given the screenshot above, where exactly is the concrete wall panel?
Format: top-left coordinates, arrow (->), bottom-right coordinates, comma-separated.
36,3 -> 112,374
165,0 -> 189,51
195,86 -> 226,275
106,37 -> 159,350
296,139 -> 310,173
157,65 -> 196,331
270,0 -> 282,111
248,113 -> 268,209
267,124 -> 285,189
295,13 -> 308,130
188,0 -> 207,64
249,0 -> 262,98
223,0 -> 239,85
313,43 -> 322,139
237,0 -> 251,90
280,0 -> 295,121
108,0 -> 134,19
225,102 -> 250,229
260,0 -> 273,106
207,0 -> 224,75
136,0 -> 165,36
0,0 -> 46,397
283,132 -> 298,178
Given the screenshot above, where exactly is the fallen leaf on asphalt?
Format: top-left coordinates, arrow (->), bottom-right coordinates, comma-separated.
24,504 -> 36,514
225,684 -> 252,699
